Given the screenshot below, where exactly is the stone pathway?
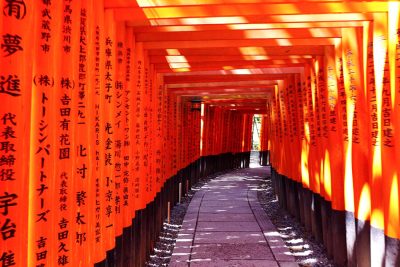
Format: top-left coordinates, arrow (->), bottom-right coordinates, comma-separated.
169,166 -> 298,267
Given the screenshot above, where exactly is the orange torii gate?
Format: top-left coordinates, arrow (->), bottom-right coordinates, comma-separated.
1,1 -> 400,267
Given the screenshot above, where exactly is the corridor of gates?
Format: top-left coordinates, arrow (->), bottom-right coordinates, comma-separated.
1,1 -> 400,267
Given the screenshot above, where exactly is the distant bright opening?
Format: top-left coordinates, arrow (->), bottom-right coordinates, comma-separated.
250,114 -> 261,168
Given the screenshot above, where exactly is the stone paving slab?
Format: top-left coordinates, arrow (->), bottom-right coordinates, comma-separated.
198,213 -> 255,222
190,259 -> 280,267
199,206 -> 253,213
190,243 -> 274,260
169,167 -> 298,267
194,231 -> 267,244
196,221 -> 261,232
200,200 -> 250,207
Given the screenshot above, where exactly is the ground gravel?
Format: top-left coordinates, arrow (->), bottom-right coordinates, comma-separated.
257,167 -> 337,267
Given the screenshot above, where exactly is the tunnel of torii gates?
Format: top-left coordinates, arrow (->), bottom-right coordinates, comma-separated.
2,0 -> 400,267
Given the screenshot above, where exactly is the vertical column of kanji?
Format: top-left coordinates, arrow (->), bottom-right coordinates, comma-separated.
304,64 -> 315,191
188,102 -> 192,162
154,74 -> 164,194
142,55 -> 150,204
149,65 -> 156,200
191,102 -> 195,162
315,57 -> 327,197
371,12 -> 392,263
299,70 -> 310,188
147,65 -> 157,202
313,60 -> 323,195
324,45 -> 343,210
190,102 -> 194,160
54,0 -> 81,266
0,0 -> 33,266
342,27 -> 365,261
164,87 -> 170,182
383,7 -> 400,247
200,104 -> 206,158
133,42 -> 144,211
284,80 -> 293,178
278,80 -> 288,175
178,96 -> 182,168
176,96 -> 182,170
123,27 -> 134,227
190,102 -> 194,161
171,96 -> 178,175
278,81 -> 286,173
149,70 -> 154,193
166,94 -> 172,176
173,95 -> 178,174
163,90 -> 171,180
72,1 -> 93,264
332,39 -> 347,213
389,2 -> 400,246
310,61 -> 321,195
287,77 -> 298,181
183,100 -> 188,166
90,0 -> 106,262
348,25 -> 369,215
197,104 -> 202,159
195,103 -> 200,160
103,9 -> 116,253
28,1 -> 63,266
347,24 -> 371,242
293,74 -> 303,183
114,21 -> 126,241
364,19 -> 380,266
291,75 -> 301,183
184,100 -> 188,165
341,28 -> 357,217
188,102 -> 192,163
182,101 -> 187,166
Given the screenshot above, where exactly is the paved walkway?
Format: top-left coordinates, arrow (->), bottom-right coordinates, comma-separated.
169,166 -> 298,267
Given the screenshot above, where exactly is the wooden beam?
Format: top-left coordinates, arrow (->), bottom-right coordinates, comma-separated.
113,3 -> 387,21
136,28 -> 344,42
164,73 -> 294,84
142,38 -> 338,49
